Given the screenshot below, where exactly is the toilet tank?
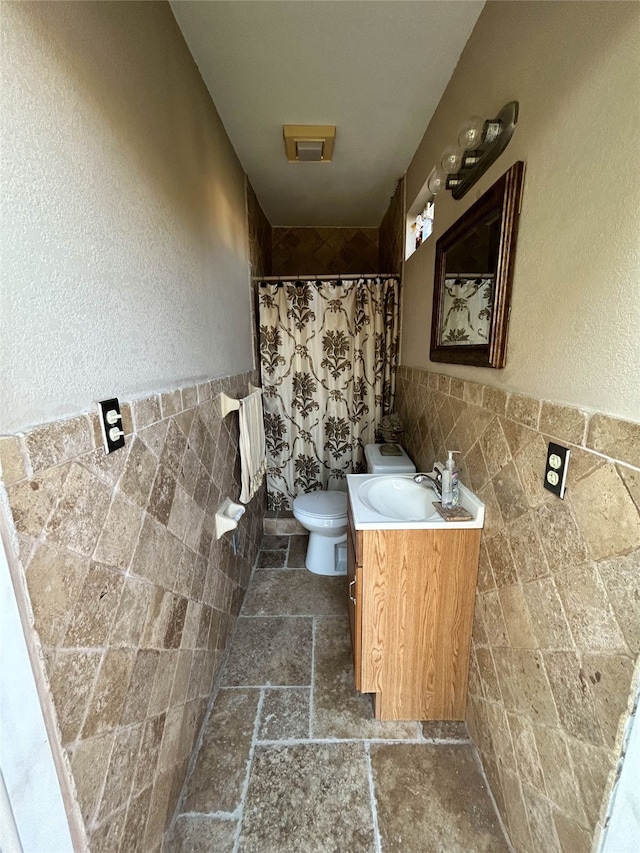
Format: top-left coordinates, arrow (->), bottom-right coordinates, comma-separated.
364,443 -> 417,475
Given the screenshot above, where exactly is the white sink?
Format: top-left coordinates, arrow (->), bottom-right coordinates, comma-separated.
357,475 -> 441,522
348,474 -> 485,530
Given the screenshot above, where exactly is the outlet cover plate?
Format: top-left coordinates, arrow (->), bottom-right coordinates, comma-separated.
544,441 -> 570,499
98,398 -> 125,454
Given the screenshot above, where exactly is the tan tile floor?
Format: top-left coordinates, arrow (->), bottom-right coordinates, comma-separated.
168,536 -> 510,853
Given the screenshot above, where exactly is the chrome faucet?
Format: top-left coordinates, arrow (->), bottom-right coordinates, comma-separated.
413,471 -> 442,501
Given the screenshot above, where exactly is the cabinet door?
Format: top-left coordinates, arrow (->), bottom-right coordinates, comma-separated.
361,527 -> 481,720
346,527 -> 362,691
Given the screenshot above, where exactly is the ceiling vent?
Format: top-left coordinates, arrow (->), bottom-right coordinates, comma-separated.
283,125 -> 336,162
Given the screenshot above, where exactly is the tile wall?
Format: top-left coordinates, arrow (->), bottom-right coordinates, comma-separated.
378,177 -> 404,274
248,185 -> 403,280
0,371 -> 265,852
247,181 -> 273,369
271,228 -> 379,276
246,181 -> 272,278
395,365 -> 640,853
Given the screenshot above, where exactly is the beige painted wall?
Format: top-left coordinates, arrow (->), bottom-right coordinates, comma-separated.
0,1 -> 253,434
402,1 -> 640,422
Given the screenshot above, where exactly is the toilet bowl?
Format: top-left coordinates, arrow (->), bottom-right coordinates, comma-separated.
292,444 -> 417,576
292,490 -> 348,576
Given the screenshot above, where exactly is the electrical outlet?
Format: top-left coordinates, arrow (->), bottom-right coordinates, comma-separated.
98,398 -> 125,454
544,441 -> 570,499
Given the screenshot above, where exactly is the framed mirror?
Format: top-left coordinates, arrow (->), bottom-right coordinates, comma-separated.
430,161 -> 525,368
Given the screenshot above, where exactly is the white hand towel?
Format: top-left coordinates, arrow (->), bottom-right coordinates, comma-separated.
239,388 -> 267,504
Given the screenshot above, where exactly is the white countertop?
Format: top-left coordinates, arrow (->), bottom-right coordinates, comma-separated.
347,473 -> 485,530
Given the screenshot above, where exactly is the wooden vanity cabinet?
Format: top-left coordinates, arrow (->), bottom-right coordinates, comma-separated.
346,504 -> 481,721
346,504 -> 363,691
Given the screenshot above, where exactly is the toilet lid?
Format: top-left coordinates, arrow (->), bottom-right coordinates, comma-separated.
294,491 -> 348,518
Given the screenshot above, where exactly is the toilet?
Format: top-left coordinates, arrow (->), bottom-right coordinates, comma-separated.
292,443 -> 417,575
292,490 -> 349,576
364,442 -> 416,476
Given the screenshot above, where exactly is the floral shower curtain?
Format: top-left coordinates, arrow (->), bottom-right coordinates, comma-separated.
440,275 -> 494,344
258,277 -> 400,510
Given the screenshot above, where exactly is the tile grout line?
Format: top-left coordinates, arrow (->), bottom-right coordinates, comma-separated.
309,616 -> 316,740
254,736 -> 427,746
470,742 -> 515,852
222,682 -> 312,690
232,687 -> 265,853
179,810 -> 238,821
241,613 -> 316,619
286,533 -> 292,569
365,742 -> 383,853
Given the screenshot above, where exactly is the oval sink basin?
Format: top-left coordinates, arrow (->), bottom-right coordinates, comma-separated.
357,476 -> 440,521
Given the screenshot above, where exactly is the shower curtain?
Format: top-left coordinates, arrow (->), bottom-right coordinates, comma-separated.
258,277 -> 400,510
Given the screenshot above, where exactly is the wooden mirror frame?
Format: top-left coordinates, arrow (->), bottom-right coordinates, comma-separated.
430,161 -> 525,368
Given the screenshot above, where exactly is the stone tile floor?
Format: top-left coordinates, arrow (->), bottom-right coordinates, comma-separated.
167,534 -> 510,853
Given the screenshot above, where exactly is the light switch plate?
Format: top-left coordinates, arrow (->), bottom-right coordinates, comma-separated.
544,441 -> 570,499
98,398 -> 125,454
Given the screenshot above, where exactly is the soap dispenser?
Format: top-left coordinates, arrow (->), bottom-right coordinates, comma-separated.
441,451 -> 460,508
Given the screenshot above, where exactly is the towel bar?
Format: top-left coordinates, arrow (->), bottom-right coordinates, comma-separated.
219,383 -> 262,417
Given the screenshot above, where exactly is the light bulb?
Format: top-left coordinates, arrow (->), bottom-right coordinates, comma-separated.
457,116 -> 485,150
427,166 -> 447,195
441,145 -> 464,174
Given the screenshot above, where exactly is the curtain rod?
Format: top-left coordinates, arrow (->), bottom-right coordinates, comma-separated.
445,272 -> 496,279
253,274 -> 399,282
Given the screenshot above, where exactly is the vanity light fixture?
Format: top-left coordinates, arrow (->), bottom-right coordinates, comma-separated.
428,102 -> 519,200
283,125 -> 336,162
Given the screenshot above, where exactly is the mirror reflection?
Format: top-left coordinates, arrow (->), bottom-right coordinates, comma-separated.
430,161 -> 525,368
440,210 -> 500,345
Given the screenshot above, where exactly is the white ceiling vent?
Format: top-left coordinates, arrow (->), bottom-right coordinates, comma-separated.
296,140 -> 324,161
283,125 -> 335,163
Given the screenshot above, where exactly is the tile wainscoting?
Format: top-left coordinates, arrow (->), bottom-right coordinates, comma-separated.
0,370 -> 265,852
395,365 -> 640,853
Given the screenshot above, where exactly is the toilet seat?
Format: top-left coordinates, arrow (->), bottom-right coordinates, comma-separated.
293,491 -> 347,519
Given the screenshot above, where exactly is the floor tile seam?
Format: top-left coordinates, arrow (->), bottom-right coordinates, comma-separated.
231,687 -> 265,853
241,613 -> 347,620
223,684 -> 311,691
470,741 -> 515,852
254,550 -> 288,557
421,737 -> 472,745
177,810 -> 239,822
365,741 -> 383,853
220,683 -> 312,690
309,617 -> 316,739
254,566 -> 305,571
253,736 -> 427,747
238,613 -> 318,619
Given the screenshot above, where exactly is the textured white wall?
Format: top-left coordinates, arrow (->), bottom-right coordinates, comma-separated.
0,2 -> 253,434
402,1 -> 640,422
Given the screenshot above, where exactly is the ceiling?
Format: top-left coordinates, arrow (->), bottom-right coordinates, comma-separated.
170,1 -> 485,227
